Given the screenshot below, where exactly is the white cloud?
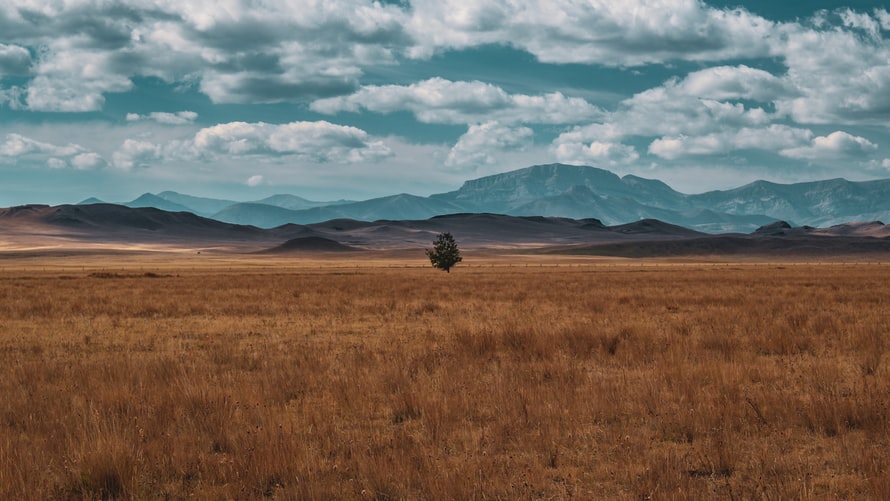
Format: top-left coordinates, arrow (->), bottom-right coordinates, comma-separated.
553,141 -> 639,167
126,111 -> 198,125
554,68 -> 777,150
112,139 -> 162,169
312,77 -> 602,125
246,175 -> 264,187
47,158 -> 67,169
647,125 -> 815,159
780,131 -> 878,160
406,0 -> 776,64
71,152 -> 106,170
192,120 -> 392,163
0,0 -> 409,110
0,132 -> 109,170
0,133 -> 85,159
774,14 -> 890,125
445,121 -> 533,168
679,65 -> 794,102
23,48 -> 133,112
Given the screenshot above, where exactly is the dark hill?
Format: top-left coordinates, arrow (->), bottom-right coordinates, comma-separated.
262,236 -> 361,253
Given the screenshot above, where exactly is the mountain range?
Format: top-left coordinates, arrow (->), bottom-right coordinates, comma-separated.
79,163 -> 890,233
5,203 -> 890,258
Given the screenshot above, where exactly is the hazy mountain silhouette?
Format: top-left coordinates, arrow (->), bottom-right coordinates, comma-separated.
69,163 -> 890,233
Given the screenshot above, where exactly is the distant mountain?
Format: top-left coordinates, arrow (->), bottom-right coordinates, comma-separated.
78,197 -> 105,205
254,194 -> 350,211
688,178 -> 890,227
72,163 -> 890,233
155,191 -> 237,216
214,194 -> 466,227
212,203 -> 306,228
125,193 -> 194,214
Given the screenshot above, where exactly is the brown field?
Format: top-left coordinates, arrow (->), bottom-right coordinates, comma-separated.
1,255 -> 890,499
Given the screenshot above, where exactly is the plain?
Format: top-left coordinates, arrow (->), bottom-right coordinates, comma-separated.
1,256 -> 889,499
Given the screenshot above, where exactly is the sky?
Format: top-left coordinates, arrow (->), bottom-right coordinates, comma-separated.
1,0 -> 890,206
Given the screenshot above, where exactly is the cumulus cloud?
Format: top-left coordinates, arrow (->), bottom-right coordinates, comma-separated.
679,65 -> 795,102
774,13 -> 890,125
246,175 -> 264,187
0,0 -> 408,110
553,141 -> 639,167
780,131 -> 878,160
0,133 -> 106,169
71,152 -> 107,170
126,111 -> 198,125
312,77 -> 602,125
23,48 -> 133,112
112,139 -> 162,169
192,120 -> 392,163
0,133 -> 84,159
406,0 -> 776,64
445,121 -> 533,168
646,127 -> 878,161
647,125 -> 814,159
0,43 -> 31,76
553,67 -> 777,151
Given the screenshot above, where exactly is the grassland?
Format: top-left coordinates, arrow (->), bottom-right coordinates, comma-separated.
1,258 -> 889,499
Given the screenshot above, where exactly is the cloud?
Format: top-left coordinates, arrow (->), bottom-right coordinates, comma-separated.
445,121 -> 533,168
0,43 -> 31,76
112,139 -> 162,169
192,120 -> 392,163
126,111 -> 198,125
774,13 -> 890,125
647,125 -> 814,159
554,67 -> 777,150
70,152 -> 107,170
0,132 -> 107,169
553,141 -> 639,167
679,65 -> 794,102
0,133 -> 85,159
0,0 -> 409,110
406,0 -> 776,64
780,131 -> 878,160
312,77 -> 602,125
246,175 -> 264,187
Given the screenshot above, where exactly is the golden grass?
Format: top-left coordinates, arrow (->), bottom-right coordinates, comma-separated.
1,261 -> 889,499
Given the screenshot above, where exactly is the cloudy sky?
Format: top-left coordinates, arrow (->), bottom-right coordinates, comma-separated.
1,0 -> 889,205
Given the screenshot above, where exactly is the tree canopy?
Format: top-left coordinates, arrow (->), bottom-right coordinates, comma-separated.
426,232 -> 462,273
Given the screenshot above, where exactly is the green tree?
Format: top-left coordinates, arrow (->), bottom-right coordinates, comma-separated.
426,232 -> 462,273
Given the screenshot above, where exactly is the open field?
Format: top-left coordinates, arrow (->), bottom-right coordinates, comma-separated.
2,256 -> 890,499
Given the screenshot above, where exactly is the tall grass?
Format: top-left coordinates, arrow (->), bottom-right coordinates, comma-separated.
0,264 -> 888,498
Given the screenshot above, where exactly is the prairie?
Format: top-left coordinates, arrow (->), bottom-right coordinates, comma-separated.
1,258 -> 889,499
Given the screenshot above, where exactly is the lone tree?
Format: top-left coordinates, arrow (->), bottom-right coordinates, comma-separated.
426,232 -> 462,273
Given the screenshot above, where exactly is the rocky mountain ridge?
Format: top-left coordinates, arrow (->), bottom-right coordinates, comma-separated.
81,163 -> 890,233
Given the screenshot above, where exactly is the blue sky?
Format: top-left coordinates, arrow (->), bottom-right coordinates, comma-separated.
1,0 -> 889,205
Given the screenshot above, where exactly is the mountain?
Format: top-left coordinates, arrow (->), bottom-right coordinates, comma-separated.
211,203 -> 302,228
155,191 -> 237,216
688,178 -> 890,227
431,163 -> 634,212
125,193 -> 194,214
253,194 -> 350,211
72,163 -> 890,233
214,194 -> 466,227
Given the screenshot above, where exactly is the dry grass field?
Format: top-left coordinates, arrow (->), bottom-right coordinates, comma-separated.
1,258 -> 889,499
